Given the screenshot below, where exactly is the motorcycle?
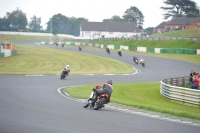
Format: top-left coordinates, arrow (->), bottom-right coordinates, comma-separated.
141,62 -> 145,67
62,44 -> 64,47
134,59 -> 139,64
118,51 -> 122,56
106,48 -> 110,54
60,70 -> 68,80
79,46 -> 82,51
83,87 -> 109,110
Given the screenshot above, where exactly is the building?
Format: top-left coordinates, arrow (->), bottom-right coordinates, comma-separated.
164,17 -> 200,30
154,22 -> 168,33
80,22 -> 141,39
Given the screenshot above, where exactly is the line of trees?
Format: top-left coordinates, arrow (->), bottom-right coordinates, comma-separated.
0,0 -> 199,36
0,8 -> 88,36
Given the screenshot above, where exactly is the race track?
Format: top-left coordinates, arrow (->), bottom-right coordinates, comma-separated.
0,43 -> 200,133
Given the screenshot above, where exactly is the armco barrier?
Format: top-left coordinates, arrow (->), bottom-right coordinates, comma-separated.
160,76 -> 200,106
40,41 -> 200,55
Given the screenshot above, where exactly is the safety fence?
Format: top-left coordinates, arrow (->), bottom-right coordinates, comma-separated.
98,37 -> 200,42
38,41 -> 200,55
160,76 -> 200,106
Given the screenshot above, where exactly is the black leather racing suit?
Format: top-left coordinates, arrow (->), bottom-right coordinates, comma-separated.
95,83 -> 113,104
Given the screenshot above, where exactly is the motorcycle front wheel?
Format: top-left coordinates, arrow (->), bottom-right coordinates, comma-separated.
83,99 -> 90,108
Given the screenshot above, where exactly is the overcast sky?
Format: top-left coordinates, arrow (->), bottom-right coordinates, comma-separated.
0,0 -> 200,29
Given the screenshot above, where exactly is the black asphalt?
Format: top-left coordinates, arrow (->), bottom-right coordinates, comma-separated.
1,43 -> 200,133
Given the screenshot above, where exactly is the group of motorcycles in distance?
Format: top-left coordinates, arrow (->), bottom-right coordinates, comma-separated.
106,47 -> 145,67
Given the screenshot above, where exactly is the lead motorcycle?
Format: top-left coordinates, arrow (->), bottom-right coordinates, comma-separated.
83,87 -> 109,110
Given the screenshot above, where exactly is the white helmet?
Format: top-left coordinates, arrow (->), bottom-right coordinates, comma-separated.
66,65 -> 69,67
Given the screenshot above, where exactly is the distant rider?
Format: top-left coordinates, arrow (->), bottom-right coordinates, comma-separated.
139,59 -> 145,64
93,79 -> 113,107
79,45 -> 82,51
117,49 -> 121,55
65,65 -> 70,74
61,67 -> 68,76
106,47 -> 110,53
133,56 -> 138,63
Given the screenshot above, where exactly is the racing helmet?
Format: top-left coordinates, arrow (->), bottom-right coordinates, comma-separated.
66,65 -> 69,67
107,79 -> 113,85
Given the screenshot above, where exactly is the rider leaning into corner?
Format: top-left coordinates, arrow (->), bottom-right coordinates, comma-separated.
139,58 -> 145,64
93,79 -> 113,107
65,65 -> 70,73
133,56 -> 138,61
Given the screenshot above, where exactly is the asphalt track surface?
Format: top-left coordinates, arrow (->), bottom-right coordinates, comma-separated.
0,42 -> 200,133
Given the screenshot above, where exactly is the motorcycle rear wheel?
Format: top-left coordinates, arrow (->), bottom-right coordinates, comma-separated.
94,97 -> 106,110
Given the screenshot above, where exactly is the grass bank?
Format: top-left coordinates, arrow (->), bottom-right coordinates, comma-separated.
90,39 -> 200,49
0,34 -> 56,43
150,29 -> 200,38
65,83 -> 200,120
0,45 -> 133,75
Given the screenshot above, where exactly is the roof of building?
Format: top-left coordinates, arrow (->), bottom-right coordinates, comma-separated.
155,22 -> 168,29
166,17 -> 200,25
80,22 -> 141,32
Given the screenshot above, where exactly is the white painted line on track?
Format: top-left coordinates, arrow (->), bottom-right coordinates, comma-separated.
57,86 -> 200,127
25,74 -> 44,76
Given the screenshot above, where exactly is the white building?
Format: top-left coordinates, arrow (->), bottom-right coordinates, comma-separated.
80,22 -> 141,39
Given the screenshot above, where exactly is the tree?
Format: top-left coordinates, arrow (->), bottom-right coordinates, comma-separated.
143,27 -> 154,35
123,6 -> 144,29
69,17 -> 88,36
161,0 -> 199,19
46,13 -> 88,36
46,13 -> 70,35
103,15 -> 125,22
0,17 -> 10,31
6,8 -> 28,31
28,15 -> 42,32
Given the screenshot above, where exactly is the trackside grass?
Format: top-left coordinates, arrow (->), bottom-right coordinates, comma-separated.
150,29 -> 200,38
65,83 -> 200,120
0,34 -> 56,43
0,45 -> 134,75
90,39 -> 200,49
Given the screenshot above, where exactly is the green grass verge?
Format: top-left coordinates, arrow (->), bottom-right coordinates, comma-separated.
0,34 -> 57,43
0,44 -> 134,75
150,29 -> 200,38
90,39 -> 200,49
65,82 -> 200,120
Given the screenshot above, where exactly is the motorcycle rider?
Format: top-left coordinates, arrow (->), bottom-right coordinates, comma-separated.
79,45 -> 82,51
140,58 -> 145,64
65,65 -> 70,74
117,48 -> 122,56
133,56 -> 138,63
61,67 -> 68,77
106,47 -> 110,53
93,79 -> 113,107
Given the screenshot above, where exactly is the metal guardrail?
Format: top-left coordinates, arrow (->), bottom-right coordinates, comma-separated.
98,37 -> 200,42
160,76 -> 200,106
